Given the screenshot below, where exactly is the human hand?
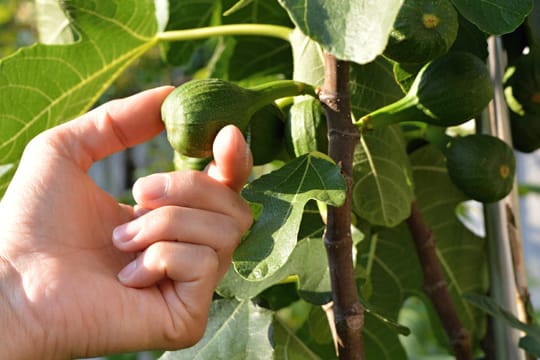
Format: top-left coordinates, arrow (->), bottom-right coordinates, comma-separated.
0,87 -> 253,359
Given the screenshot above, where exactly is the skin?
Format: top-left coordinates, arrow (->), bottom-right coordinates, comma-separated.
0,86 -> 253,359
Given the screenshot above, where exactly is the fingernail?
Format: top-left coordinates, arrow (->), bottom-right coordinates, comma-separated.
134,174 -> 169,201
236,131 -> 252,170
113,221 -> 139,243
118,260 -> 137,283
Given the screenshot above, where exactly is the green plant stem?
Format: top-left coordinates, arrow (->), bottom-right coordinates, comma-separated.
157,24 -> 293,43
250,80 -> 317,110
354,95 -> 433,130
320,53 -> 364,360
354,95 -> 422,130
424,125 -> 451,152
406,200 -> 472,360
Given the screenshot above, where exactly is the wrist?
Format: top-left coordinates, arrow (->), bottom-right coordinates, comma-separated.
0,255 -> 49,359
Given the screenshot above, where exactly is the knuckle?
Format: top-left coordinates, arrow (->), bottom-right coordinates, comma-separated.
181,170 -> 204,188
25,129 -> 58,155
197,246 -> 220,274
143,241 -> 167,268
153,206 -> 176,231
181,323 -> 208,348
221,218 -> 244,248
239,200 -> 254,232
138,206 -> 177,242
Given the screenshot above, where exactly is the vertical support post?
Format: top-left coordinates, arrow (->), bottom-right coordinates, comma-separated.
482,35 -> 528,360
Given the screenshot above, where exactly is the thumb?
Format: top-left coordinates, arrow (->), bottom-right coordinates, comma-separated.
205,125 -> 252,192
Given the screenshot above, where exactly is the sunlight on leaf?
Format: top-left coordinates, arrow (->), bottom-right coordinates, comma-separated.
0,163 -> 14,178
35,0 -> 75,44
220,236 -> 332,304
278,0 -> 403,64
219,207 -> 363,305
160,299 -> 274,360
290,28 -> 324,86
0,0 -> 158,197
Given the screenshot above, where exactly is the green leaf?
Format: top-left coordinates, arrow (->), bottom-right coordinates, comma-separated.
167,0 -> 293,80
219,203 -> 363,304
450,0 -> 533,35
233,153 -> 346,281
410,146 -> 486,343
348,59 -> 412,227
221,0 -> 293,81
409,148 -> 489,340
192,36 -> 237,80
224,36 -> 292,81
295,305 -> 338,359
278,0 -> 403,64
350,56 -> 405,118
449,14 -> 489,61
290,28 -> 324,86
464,293 -> 540,357
220,235 -> 332,305
363,312 -> 408,360
223,0 -> 292,26
0,0 -> 16,25
160,299 -> 274,360
357,145 -> 487,353
273,318 -> 322,360
257,282 -> 300,311
352,125 -> 414,227
0,0 -> 158,197
162,1 -> 221,66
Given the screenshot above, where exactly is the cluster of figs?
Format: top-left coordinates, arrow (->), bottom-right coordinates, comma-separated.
161,0 -> 520,204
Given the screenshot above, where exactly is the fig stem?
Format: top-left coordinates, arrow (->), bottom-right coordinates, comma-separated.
249,80 -> 317,111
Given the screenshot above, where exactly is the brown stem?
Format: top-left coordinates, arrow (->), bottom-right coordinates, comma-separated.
406,200 -> 472,360
505,204 -> 535,325
319,52 -> 364,360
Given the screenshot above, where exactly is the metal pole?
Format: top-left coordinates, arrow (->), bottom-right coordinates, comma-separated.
482,36 -> 528,360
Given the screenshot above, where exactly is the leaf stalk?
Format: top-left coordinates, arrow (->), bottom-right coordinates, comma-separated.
157,24 -> 293,43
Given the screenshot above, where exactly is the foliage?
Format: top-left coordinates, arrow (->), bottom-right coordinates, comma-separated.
0,0 -> 538,359
465,293 -> 540,357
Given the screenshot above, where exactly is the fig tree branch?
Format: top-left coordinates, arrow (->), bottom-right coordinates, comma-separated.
406,200 -> 472,360
319,52 -> 364,360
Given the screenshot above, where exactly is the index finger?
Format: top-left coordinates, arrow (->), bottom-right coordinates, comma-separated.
50,86 -> 174,171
